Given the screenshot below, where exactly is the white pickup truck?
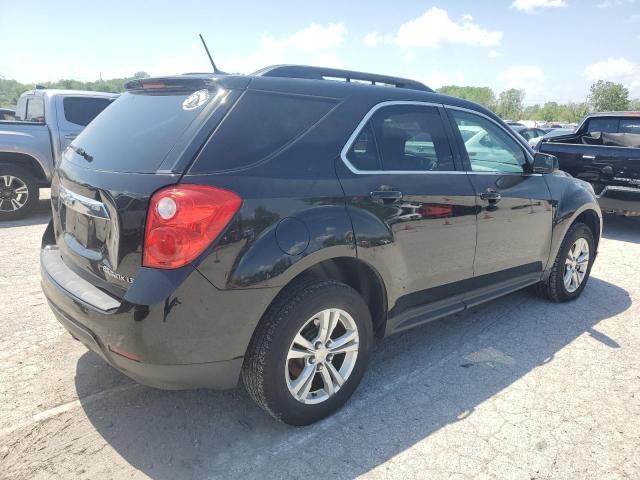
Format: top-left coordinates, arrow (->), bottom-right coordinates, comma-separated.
0,88 -> 118,219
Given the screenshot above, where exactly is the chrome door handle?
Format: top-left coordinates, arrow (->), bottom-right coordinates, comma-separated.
480,189 -> 501,203
370,190 -> 402,203
64,134 -> 77,140
583,155 -> 596,160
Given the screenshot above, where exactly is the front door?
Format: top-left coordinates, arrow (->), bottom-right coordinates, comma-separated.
447,108 -> 553,277
336,103 -> 477,313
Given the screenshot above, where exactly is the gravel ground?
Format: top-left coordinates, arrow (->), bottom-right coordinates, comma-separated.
1,190 -> 639,480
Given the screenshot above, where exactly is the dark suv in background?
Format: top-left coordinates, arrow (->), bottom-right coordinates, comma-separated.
41,65 -> 601,425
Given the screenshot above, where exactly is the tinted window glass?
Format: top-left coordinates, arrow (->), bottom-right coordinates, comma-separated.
619,118 -> 640,134
347,122 -> 380,170
26,97 -> 44,122
68,90 -> 215,173
370,105 -> 454,171
587,117 -> 618,134
519,128 -> 537,140
63,97 -> 113,126
452,110 -> 526,173
15,97 -> 27,121
192,91 -> 337,172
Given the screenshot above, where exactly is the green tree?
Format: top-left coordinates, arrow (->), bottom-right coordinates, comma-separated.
587,80 -> 629,112
133,71 -> 150,79
495,88 -> 525,120
564,101 -> 590,123
629,98 -> 640,111
436,85 -> 496,110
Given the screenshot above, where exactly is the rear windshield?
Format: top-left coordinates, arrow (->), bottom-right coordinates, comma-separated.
67,90 -> 215,173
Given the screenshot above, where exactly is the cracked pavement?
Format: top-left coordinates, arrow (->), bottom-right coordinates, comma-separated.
1,191 -> 639,479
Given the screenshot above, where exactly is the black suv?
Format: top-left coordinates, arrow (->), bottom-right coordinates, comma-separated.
41,65 -> 602,425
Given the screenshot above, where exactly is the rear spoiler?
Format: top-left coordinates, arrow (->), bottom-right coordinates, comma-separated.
125,75 -> 251,92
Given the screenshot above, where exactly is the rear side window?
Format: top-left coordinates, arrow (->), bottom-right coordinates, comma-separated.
26,97 -> 45,122
346,104 -> 454,172
619,118 -> 640,134
15,97 -> 27,121
63,97 -> 113,126
191,91 -> 337,173
68,90 -> 216,173
347,122 -> 380,170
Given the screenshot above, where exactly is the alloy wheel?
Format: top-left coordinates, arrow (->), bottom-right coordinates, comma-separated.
0,175 -> 29,212
285,308 -> 359,405
564,237 -> 589,293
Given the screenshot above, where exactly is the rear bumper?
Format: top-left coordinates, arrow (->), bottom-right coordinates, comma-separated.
597,185 -> 640,215
40,245 -> 278,390
46,299 -> 242,390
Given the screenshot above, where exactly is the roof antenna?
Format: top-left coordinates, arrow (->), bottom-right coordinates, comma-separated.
199,33 -> 225,74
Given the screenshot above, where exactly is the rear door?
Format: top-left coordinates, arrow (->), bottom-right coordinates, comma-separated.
594,117 -> 640,185
56,95 -> 114,152
447,107 -> 553,278
336,102 -> 477,313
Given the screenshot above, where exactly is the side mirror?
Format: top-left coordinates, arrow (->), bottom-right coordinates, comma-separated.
532,152 -> 559,174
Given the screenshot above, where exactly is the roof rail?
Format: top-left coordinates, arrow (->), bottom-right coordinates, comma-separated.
254,65 -> 433,92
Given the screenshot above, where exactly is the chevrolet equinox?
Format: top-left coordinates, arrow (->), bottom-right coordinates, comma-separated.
41,65 -> 602,425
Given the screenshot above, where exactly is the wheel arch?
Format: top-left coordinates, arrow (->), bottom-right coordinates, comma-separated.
254,256 -> 388,340
0,152 -> 48,185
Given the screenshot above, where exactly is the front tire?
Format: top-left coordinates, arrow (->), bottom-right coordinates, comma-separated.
242,279 -> 373,426
537,222 -> 595,302
0,165 -> 39,221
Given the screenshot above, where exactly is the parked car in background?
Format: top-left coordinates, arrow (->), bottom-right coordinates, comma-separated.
0,89 -> 118,219
512,126 -> 547,143
0,108 -> 16,121
41,65 -> 601,426
527,128 -> 575,148
537,112 -> 640,215
505,121 -> 525,127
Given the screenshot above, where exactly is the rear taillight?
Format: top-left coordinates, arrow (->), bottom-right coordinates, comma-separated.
143,185 -> 242,269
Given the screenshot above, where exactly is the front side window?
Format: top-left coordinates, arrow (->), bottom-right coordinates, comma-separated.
586,117 -> 618,134
347,104 -> 454,172
451,110 -> 526,173
25,97 -> 44,123
63,97 -> 113,126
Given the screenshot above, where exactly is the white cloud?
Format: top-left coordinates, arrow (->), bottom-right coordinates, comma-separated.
597,0 -> 634,7
418,70 -> 466,89
287,22 -> 347,52
396,7 -> 502,48
511,0 -> 567,13
310,52 -> 345,69
364,32 -> 379,47
584,57 -> 640,96
488,50 -> 503,58
222,23 -> 347,74
497,65 -> 547,94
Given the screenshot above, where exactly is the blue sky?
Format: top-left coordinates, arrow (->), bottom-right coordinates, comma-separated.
1,0 -> 639,104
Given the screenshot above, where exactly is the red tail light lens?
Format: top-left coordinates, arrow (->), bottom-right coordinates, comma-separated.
143,185 -> 242,269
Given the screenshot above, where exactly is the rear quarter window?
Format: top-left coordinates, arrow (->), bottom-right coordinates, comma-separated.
190,91 -> 338,173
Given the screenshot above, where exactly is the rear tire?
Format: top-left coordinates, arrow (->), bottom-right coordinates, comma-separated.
242,279 -> 373,426
0,165 -> 39,221
537,222 -> 595,302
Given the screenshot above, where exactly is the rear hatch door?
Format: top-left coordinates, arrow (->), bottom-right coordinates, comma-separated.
50,78 -> 242,300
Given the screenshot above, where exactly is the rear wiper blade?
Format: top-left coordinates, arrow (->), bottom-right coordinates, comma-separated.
70,145 -> 93,162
